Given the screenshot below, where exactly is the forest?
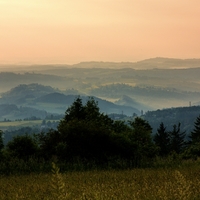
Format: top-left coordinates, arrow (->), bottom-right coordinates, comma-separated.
0,97 -> 200,175
1,60 -> 200,198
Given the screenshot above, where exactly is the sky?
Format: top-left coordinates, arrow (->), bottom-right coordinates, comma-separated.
0,0 -> 200,64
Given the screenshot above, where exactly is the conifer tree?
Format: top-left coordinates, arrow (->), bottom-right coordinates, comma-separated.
128,117 -> 156,161
154,122 -> 170,156
190,115 -> 200,144
0,130 -> 4,152
169,123 -> 186,154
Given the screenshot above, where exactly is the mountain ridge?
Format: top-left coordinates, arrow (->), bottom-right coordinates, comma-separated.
1,57 -> 200,71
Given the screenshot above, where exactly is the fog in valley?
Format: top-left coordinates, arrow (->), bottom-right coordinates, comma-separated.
0,57 -> 199,133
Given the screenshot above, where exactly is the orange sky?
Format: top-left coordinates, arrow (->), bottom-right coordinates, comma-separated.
0,0 -> 200,64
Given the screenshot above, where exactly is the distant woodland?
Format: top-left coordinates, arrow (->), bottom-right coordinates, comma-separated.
1,97 -> 200,174
0,58 -> 200,173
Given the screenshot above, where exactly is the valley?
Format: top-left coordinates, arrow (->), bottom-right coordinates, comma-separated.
0,57 -> 200,134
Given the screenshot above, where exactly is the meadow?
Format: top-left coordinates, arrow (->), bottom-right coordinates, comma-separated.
1,162 -> 200,200
0,119 -> 59,131
0,120 -> 42,128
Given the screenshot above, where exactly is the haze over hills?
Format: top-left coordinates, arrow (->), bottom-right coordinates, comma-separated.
0,83 -> 200,137
0,84 -> 140,120
0,57 -> 200,123
73,57 -> 200,69
0,57 -> 200,110
0,57 -> 200,71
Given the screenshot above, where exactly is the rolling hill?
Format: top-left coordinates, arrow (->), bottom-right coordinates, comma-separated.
0,84 -> 140,120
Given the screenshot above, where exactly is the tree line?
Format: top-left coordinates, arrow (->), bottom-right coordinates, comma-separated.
0,97 -> 200,171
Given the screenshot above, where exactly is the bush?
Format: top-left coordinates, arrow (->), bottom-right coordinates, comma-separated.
6,134 -> 38,160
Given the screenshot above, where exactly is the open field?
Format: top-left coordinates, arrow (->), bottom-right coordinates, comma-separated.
0,120 -> 43,131
0,120 -> 59,131
0,120 -> 43,127
1,164 -> 200,200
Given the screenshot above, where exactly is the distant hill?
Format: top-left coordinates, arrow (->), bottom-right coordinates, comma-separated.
0,104 -> 47,121
36,93 -> 140,116
144,106 -> 200,135
66,57 -> 200,69
0,104 -> 18,116
135,57 -> 200,69
36,93 -> 76,104
115,95 -> 152,111
0,72 -> 67,92
1,61 -> 200,111
0,83 -> 57,104
0,84 -> 140,118
1,57 -> 199,72
61,57 -> 200,69
90,83 -> 200,102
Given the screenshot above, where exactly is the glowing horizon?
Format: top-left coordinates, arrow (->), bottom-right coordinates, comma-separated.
1,0 -> 200,65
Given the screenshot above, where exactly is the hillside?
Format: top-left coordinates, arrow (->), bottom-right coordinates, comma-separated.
0,58 -> 200,110
0,83 -> 57,103
144,106 -> 200,135
0,104 -> 47,121
1,58 -> 200,72
89,83 -> 200,109
0,84 -> 140,119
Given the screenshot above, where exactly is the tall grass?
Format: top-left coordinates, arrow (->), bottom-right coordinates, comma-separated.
0,154 -> 200,175
0,161 -> 200,200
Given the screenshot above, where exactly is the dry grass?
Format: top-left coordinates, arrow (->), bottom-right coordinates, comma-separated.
0,164 -> 200,200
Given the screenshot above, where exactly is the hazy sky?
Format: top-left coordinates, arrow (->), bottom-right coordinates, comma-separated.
0,0 -> 200,64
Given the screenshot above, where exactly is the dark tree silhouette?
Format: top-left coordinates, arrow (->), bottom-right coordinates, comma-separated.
190,115 -> 200,144
0,130 -> 4,152
169,123 -> 186,154
0,130 -> 4,161
128,117 -> 157,163
6,134 -> 38,160
154,122 -> 170,156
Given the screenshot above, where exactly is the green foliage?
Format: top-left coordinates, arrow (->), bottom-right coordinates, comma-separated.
0,130 -> 4,161
59,96 -> 113,125
191,115 -> 200,144
51,162 -> 69,199
36,98 -> 157,166
169,123 -> 186,154
56,97 -> 116,161
153,122 -> 186,156
154,122 -> 170,156
0,130 -> 4,151
62,96 -> 85,122
182,115 -> 200,159
6,134 -> 38,160
145,106 -> 200,134
35,129 -> 61,160
3,126 -> 40,145
128,117 -> 157,163
182,142 -> 200,160
2,97 -> 200,173
128,117 -> 154,147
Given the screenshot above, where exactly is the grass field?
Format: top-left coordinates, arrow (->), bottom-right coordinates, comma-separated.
0,120 -> 59,131
0,120 -> 43,127
1,163 -> 200,200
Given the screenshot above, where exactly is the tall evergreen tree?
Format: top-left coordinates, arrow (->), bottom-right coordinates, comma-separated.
183,115 -> 200,159
129,117 -> 153,147
0,130 -> 4,160
0,130 -> 4,152
190,115 -> 200,144
154,122 -> 170,156
128,117 -> 157,161
169,123 -> 186,154
56,97 -> 117,161
63,96 -> 84,122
